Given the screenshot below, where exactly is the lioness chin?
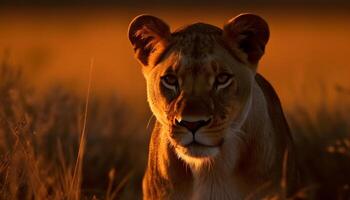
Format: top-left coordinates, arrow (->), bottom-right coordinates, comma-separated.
128,13 -> 298,200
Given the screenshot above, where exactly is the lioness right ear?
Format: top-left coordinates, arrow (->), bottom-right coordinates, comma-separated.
223,13 -> 269,68
128,15 -> 171,66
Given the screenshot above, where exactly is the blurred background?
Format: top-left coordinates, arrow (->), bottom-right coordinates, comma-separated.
0,1 -> 349,199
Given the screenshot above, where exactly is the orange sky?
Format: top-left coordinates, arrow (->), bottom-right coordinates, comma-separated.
1,8 -> 349,114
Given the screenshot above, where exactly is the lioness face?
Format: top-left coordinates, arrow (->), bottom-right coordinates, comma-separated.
145,41 -> 254,159
128,14 -> 269,160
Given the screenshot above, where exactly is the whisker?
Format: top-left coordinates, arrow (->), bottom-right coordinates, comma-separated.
146,114 -> 155,130
204,128 -> 226,133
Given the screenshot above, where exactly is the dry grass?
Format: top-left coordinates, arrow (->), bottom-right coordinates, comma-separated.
286,91 -> 350,199
0,58 -> 148,199
0,57 -> 349,199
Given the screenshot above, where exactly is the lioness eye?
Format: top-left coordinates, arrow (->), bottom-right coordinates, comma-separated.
215,73 -> 233,90
161,74 -> 178,91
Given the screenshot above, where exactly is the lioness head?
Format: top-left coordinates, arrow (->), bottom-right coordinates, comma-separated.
128,14 -> 269,160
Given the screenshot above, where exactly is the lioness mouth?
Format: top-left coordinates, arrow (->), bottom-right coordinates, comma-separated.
185,140 -> 222,148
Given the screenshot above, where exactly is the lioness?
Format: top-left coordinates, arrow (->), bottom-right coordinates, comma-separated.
128,13 -> 298,200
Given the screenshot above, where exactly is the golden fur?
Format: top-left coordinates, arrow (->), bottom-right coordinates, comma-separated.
128,13 -> 298,200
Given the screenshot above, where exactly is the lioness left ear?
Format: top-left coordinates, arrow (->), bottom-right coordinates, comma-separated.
128,14 -> 171,66
223,13 -> 269,68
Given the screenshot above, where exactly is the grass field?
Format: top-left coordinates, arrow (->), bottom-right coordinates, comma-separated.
0,7 -> 350,199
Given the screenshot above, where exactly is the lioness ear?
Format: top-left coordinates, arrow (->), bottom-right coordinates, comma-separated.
223,13 -> 269,68
128,14 -> 171,66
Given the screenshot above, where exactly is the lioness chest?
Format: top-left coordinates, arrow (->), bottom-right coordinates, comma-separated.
190,174 -> 241,200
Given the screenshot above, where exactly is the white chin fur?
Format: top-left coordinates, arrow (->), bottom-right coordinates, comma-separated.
175,145 -> 219,166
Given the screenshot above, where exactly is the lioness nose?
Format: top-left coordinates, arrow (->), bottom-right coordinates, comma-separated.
175,118 -> 211,134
